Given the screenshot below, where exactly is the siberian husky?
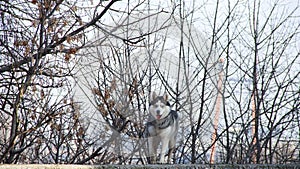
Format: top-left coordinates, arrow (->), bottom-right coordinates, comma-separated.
145,92 -> 179,164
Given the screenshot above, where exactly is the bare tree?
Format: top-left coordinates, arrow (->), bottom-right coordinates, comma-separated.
212,0 -> 300,164
80,0 -> 300,165
1,0 -> 299,165
0,0 -> 119,164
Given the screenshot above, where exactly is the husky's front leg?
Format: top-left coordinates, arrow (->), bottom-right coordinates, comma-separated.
167,135 -> 177,163
148,137 -> 158,163
159,138 -> 169,163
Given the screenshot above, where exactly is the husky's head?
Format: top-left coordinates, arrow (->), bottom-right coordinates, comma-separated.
149,92 -> 171,120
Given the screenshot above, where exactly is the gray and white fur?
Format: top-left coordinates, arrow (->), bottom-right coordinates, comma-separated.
145,92 -> 179,164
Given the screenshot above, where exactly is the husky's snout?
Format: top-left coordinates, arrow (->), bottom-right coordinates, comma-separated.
153,105 -> 165,120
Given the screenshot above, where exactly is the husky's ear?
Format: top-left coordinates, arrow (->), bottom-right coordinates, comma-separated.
152,92 -> 157,101
163,92 -> 168,101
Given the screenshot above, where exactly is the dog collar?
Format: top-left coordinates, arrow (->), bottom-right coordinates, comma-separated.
158,112 -> 173,129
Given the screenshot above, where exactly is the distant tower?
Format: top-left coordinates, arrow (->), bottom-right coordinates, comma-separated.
210,58 -> 224,164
